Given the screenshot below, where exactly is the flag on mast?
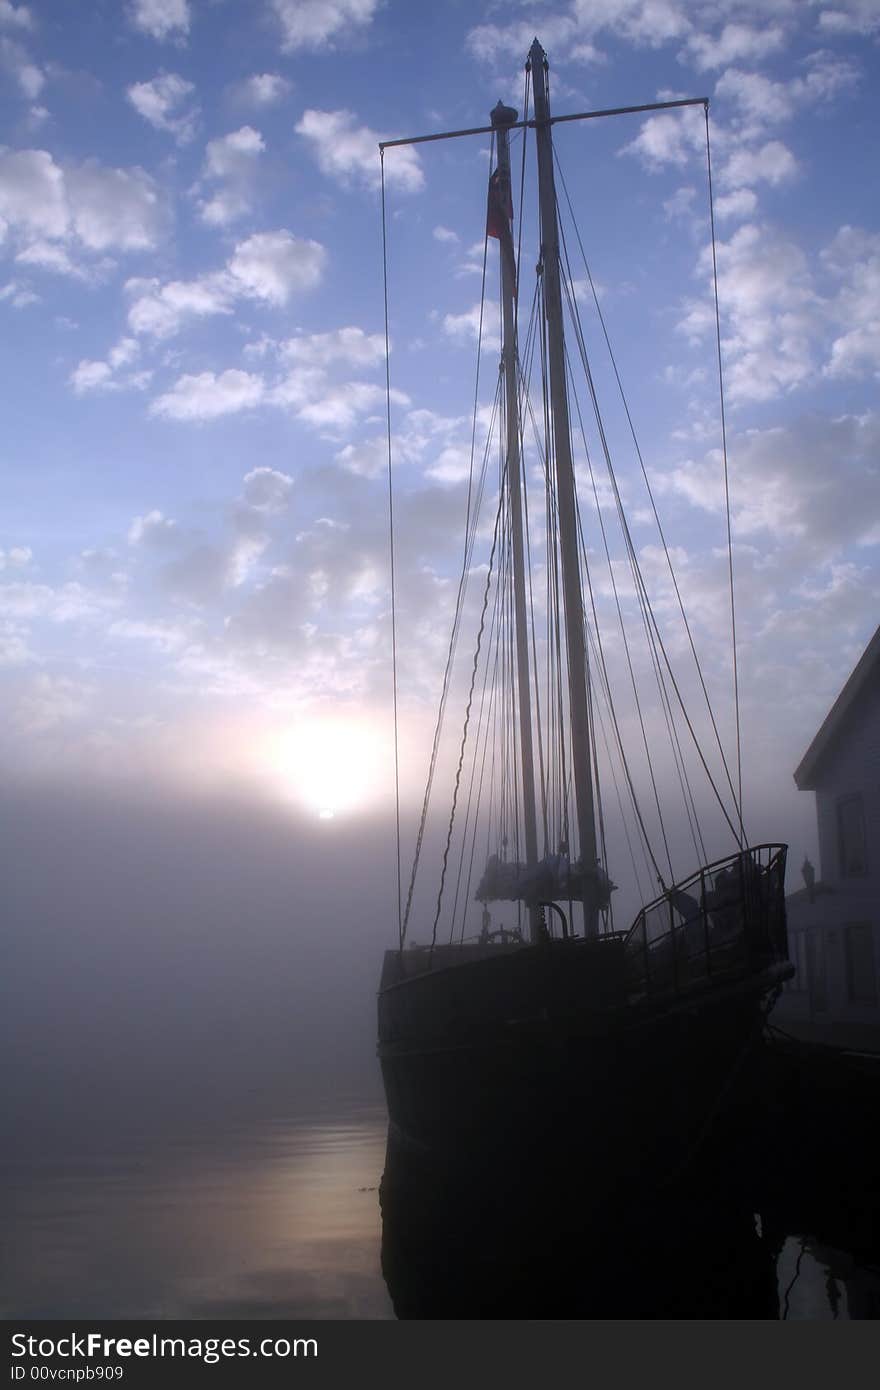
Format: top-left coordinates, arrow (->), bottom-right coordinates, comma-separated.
486,166 -> 516,283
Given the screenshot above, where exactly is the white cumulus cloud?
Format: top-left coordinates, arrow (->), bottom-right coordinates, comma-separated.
128,0 -> 190,42
242,466 -> 294,513
196,125 -> 265,226
233,73 -> 291,107
127,73 -> 198,143
296,108 -> 424,192
151,369 -> 265,421
227,229 -> 326,305
0,148 -> 165,256
270,0 -> 378,53
279,326 -> 385,369
0,3 -> 33,30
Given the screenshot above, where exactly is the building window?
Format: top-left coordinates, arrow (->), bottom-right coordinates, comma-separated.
845,923 -> 877,1005
837,794 -> 867,878
785,931 -> 808,992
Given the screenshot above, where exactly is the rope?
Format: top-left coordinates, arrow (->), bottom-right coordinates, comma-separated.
557,209 -> 744,851
704,104 -> 745,839
380,150 -> 404,953
430,477 -> 507,961
554,150 -> 744,843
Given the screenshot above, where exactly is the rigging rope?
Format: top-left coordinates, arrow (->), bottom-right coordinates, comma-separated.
704,104 -> 745,839
429,474 -> 508,961
555,199 -> 745,851
380,150 -> 404,953
554,145 -> 746,847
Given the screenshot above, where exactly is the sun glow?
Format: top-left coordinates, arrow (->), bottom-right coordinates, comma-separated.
269,718 -> 385,819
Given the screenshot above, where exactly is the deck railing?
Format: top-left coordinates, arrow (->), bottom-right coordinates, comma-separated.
623,844 -> 789,998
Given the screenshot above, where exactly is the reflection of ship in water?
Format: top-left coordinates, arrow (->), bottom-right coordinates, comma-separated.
379,1033 -> 880,1319
379,1127 -> 779,1318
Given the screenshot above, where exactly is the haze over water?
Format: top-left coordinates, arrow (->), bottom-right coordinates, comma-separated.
2,784 -> 875,1321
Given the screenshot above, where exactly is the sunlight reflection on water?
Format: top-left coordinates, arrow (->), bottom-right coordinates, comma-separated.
3,1103 -> 875,1319
2,1105 -> 393,1319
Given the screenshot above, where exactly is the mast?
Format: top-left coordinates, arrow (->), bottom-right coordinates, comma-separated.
490,100 -> 540,945
529,38 -> 600,939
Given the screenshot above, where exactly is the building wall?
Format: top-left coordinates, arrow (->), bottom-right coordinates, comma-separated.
814,676 -> 880,892
776,675 -> 880,1036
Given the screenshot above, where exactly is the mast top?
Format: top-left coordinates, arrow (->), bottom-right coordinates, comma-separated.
528,37 -> 547,69
491,100 -> 518,129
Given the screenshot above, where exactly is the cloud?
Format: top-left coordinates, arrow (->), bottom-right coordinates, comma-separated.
0,3 -> 33,30
467,2 -> 691,66
677,218 -> 880,402
0,278 -> 38,308
126,73 -> 198,143
108,618 -> 190,652
0,579 -> 121,624
0,148 -> 165,256
279,326 -> 385,369
0,31 -> 43,98
232,73 -> 291,107
433,226 -> 459,244
680,220 -> 817,402
684,22 -> 785,71
69,360 -> 113,393
334,436 -> 389,479
715,56 -> 858,135
126,272 -> 232,338
270,0 -> 378,53
0,620 -> 33,667
720,139 -> 798,190
242,467 -> 293,513
293,380 -> 390,431
713,188 -> 758,221
142,315 -> 397,432
196,125 -> 265,226
128,0 -> 190,42
227,229 -> 326,305
150,369 -> 265,421
0,148 -> 67,238
620,103 -> 706,171
663,185 -> 696,220
128,509 -> 178,546
816,0 -> 880,36
125,232 -> 326,341
296,109 -> 424,192
822,226 -> 880,381
666,411 -> 880,555
14,673 -> 93,733
442,300 -> 500,347
0,544 -> 31,569
67,161 -> 164,250
15,238 -> 87,278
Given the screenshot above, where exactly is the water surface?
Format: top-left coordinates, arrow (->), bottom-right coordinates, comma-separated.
5,1099 -> 877,1320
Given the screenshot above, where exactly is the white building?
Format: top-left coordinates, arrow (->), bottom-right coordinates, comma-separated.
775,625 -> 880,1045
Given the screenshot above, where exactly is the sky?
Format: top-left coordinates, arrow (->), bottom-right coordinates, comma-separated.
1,1 -> 879,1099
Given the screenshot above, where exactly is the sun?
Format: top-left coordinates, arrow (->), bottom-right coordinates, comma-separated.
269,717 -> 384,820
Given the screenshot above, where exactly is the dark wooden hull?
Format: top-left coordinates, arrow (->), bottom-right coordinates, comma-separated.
378,939 -> 790,1185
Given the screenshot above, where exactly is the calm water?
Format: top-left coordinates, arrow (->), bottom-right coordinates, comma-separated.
2,1100 -> 876,1319
3,1105 -> 393,1320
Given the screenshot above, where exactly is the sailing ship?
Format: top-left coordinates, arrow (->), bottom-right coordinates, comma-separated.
377,40 -> 791,1182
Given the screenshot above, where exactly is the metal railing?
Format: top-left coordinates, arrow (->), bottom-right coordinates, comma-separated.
623,844 -> 789,998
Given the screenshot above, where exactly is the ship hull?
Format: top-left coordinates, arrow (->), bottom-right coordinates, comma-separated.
378,946 -> 789,1186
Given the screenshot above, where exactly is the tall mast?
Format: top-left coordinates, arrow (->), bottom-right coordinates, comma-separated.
530,38 -> 600,938
490,100 -> 540,945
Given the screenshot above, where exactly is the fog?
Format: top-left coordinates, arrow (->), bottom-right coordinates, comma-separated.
2,743 -> 818,1161
2,781 -> 398,1152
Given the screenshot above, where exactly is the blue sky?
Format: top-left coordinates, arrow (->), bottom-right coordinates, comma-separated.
1,0 -> 878,885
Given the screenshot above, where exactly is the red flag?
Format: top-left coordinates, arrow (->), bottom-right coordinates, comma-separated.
486,166 -> 513,240
487,166 -> 516,287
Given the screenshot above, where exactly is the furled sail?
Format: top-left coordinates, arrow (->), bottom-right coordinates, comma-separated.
474,852 -> 615,910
